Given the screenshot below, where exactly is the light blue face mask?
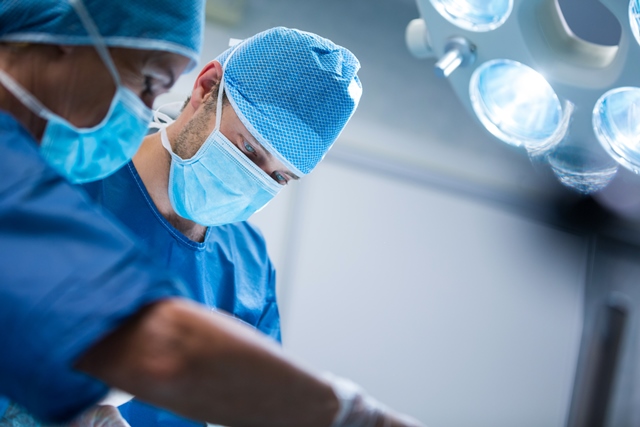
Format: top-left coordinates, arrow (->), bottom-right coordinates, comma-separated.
160,78 -> 283,226
0,1 -> 152,184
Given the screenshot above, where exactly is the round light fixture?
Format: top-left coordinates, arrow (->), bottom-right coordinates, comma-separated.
593,87 -> 640,173
630,0 -> 640,47
429,0 -> 513,32
469,59 -> 564,149
547,145 -> 618,194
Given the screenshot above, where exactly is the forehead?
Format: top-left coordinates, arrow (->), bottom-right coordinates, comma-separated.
111,48 -> 190,78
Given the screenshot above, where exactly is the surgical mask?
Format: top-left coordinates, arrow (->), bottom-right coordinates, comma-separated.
0,1 -> 152,184
160,78 -> 283,226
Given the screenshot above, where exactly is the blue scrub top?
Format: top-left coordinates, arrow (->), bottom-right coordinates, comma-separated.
82,161 -> 281,427
0,399 -> 8,420
0,111 -> 187,423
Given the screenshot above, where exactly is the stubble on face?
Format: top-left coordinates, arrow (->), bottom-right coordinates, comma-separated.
173,81 -> 228,160
173,93 -> 219,160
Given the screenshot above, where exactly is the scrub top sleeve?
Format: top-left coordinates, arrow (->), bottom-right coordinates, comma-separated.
0,113 -> 188,424
0,397 -> 9,419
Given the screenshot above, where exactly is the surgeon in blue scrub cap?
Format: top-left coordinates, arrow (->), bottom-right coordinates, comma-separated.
81,27 -> 361,427
0,0 -> 202,425
155,27 -> 362,234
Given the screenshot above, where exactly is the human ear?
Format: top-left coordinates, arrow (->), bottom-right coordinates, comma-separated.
189,60 -> 223,110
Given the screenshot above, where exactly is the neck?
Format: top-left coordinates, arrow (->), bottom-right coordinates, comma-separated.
133,123 -> 208,243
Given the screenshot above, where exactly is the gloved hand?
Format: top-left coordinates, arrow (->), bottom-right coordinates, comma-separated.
324,373 -> 426,427
0,403 -> 130,427
68,405 -> 131,427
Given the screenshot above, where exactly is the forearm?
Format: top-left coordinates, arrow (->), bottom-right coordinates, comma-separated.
76,299 -> 338,427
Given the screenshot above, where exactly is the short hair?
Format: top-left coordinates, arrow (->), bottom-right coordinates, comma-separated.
181,81 -> 230,112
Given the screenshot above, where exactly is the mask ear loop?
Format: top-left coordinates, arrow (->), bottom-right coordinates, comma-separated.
148,101 -> 182,132
160,126 -> 177,157
213,42 -> 244,132
0,70 -> 54,120
68,0 -> 121,86
214,77 -> 225,131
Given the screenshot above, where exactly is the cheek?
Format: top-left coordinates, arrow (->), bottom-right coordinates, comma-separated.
119,75 -> 145,101
139,92 -> 156,109
59,62 -> 117,128
80,83 -> 116,127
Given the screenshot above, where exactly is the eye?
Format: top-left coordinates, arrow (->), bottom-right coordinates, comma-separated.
142,76 -> 154,96
272,171 -> 288,185
243,141 -> 257,155
139,76 -> 155,108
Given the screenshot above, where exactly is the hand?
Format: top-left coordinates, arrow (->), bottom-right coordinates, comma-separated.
375,410 -> 424,427
324,373 -> 425,427
68,405 -> 130,427
0,402 -> 40,427
0,404 -> 129,427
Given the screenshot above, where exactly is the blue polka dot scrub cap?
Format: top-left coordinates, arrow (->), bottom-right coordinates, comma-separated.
216,27 -> 362,176
0,0 -> 204,72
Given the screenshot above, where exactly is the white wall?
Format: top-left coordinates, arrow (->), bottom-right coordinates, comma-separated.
251,157 -> 586,427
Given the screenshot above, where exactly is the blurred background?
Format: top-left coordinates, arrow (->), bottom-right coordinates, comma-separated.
159,0 -> 640,426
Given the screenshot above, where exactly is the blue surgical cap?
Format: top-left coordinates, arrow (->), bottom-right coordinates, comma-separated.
216,27 -> 362,176
0,0 -> 204,72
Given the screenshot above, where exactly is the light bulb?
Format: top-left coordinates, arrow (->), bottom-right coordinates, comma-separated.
469,59 -> 563,149
593,87 -> 640,173
630,0 -> 640,47
429,0 -> 512,32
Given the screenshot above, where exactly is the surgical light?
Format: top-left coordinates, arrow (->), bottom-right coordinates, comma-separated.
630,0 -> 640,46
429,0 -> 513,32
548,144 -> 619,194
406,0 -> 640,194
469,59 -> 563,149
593,87 -> 640,174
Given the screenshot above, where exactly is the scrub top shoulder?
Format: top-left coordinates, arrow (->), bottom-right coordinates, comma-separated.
83,161 -> 281,427
0,111 -> 187,424
83,161 -> 281,341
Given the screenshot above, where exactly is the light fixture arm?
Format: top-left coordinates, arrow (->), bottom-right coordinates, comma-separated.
434,37 -> 477,78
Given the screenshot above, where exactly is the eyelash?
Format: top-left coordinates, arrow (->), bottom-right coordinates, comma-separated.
273,172 -> 288,184
243,141 -> 257,155
143,76 -> 154,96
241,141 -> 288,184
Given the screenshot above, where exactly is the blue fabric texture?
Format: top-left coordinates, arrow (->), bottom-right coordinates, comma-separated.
118,402 -> 202,427
216,27 -> 362,176
0,398 -> 8,419
0,110 -> 188,424
82,161 -> 281,427
0,0 -> 204,71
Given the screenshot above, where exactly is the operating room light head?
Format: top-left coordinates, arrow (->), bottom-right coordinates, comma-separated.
594,87 -> 640,173
430,0 -> 513,32
469,59 -> 562,149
